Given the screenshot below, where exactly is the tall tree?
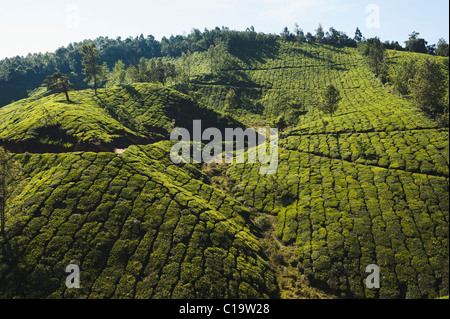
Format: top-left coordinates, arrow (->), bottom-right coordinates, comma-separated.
98,62 -> 110,90
391,59 -> 416,96
80,43 -> 104,95
410,58 -> 446,119
224,89 -> 238,112
44,72 -> 74,102
207,41 -> 228,74
354,27 -> 363,42
178,51 -> 192,89
281,27 -> 294,41
0,147 -> 20,237
315,24 -> 325,43
293,23 -> 305,42
405,31 -> 428,54
305,32 -> 315,43
366,37 -> 388,82
108,60 -> 127,87
155,59 -> 176,85
320,84 -> 342,118
436,38 -> 449,57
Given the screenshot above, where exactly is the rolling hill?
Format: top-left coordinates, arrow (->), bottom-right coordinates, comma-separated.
0,37 -> 448,299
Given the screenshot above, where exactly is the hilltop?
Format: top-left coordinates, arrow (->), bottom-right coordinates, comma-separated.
0,83 -> 240,153
0,32 -> 448,299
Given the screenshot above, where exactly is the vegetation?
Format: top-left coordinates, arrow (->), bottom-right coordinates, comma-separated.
0,147 -> 20,237
80,43 -> 108,95
0,26 -> 448,299
319,85 -> 341,118
44,73 -> 74,102
410,58 -> 447,120
0,26 -> 446,108
0,83 -> 240,153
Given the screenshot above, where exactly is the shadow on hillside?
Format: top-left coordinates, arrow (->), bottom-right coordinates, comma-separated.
229,41 -> 281,66
122,85 -> 144,100
54,99 -> 81,104
334,110 -> 357,117
324,44 -> 351,54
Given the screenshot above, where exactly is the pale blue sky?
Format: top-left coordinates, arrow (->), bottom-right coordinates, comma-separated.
0,0 -> 448,59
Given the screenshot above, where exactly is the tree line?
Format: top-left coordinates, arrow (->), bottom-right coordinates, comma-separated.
44,43 -> 181,101
1,26 -> 447,106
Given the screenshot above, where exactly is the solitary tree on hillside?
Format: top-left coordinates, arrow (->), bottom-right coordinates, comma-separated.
80,43 -> 105,95
320,84 -> 342,118
366,37 -> 388,82
44,72 -> 74,102
0,147 -> 20,237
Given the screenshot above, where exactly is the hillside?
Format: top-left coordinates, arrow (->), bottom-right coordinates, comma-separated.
0,38 -> 448,299
0,83 -> 240,153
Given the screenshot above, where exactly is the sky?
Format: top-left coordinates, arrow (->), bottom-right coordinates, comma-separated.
0,0 -> 449,59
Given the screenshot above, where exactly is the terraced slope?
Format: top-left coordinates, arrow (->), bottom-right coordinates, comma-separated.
0,40 -> 448,299
217,42 -> 449,299
0,142 -> 277,298
0,83 -> 240,152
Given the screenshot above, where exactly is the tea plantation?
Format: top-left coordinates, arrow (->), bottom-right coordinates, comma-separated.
0,39 -> 448,299
0,142 -> 277,298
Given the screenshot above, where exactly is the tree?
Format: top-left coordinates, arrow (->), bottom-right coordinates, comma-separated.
427,44 -> 436,55
320,84 -> 342,118
410,58 -> 447,119
273,114 -> 288,131
0,147 -> 20,237
391,59 -> 416,96
354,27 -> 363,43
108,60 -> 127,87
178,51 -> 192,89
126,65 -> 140,83
155,59 -> 176,85
127,57 -> 151,83
286,99 -> 304,125
138,57 -> 151,81
126,58 -> 176,85
405,32 -> 428,54
207,41 -> 228,74
224,89 -> 238,112
80,43 -> 105,95
281,27 -> 294,41
294,23 -> 305,42
98,62 -> 110,90
364,37 -> 388,82
436,38 -> 449,57
44,72 -> 74,102
305,32 -> 315,43
315,24 -> 325,43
